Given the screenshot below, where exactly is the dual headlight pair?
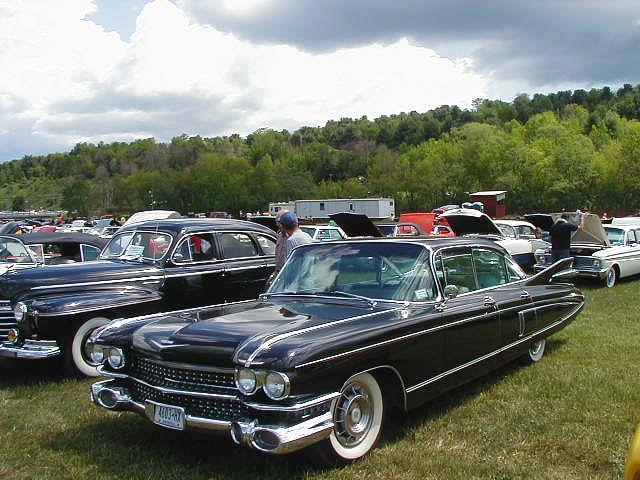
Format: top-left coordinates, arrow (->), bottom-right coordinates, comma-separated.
89,344 -> 126,370
235,367 -> 290,400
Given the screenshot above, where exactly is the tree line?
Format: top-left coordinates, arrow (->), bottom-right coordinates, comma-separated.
2,84 -> 640,217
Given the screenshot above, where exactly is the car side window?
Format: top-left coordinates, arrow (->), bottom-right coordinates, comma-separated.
328,229 -> 344,240
256,235 -> 276,255
627,230 -> 637,245
505,257 -> 526,282
472,248 -> 508,288
219,232 -> 259,259
80,244 -> 101,261
173,234 -> 217,263
441,248 -> 477,294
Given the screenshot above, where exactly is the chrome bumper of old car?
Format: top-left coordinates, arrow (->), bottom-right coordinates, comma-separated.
0,339 -> 61,359
91,378 -> 336,455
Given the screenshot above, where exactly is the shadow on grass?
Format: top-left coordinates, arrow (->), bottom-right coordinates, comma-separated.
381,336 -> 568,446
0,357 -> 68,388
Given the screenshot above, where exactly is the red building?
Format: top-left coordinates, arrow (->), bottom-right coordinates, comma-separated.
469,190 -> 507,218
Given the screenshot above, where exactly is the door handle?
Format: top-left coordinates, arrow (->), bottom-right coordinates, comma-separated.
483,296 -> 496,307
520,290 -> 530,299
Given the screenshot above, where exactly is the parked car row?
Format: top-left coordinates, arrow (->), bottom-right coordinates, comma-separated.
9,209 -> 638,465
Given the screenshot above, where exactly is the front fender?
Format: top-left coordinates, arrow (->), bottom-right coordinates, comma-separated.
24,288 -> 162,319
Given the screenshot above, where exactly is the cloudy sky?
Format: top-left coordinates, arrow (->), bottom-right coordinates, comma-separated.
1,0 -> 639,161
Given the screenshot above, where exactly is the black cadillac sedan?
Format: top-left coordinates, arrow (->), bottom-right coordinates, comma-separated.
89,237 -> 584,464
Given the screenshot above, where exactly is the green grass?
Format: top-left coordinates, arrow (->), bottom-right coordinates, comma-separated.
1,280 -> 639,479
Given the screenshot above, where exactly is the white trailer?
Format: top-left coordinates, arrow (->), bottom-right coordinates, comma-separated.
293,198 -> 395,219
268,202 -> 296,215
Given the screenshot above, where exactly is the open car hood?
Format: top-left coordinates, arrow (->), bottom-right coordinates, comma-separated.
438,208 -> 502,236
526,213 -> 609,247
329,212 -> 383,238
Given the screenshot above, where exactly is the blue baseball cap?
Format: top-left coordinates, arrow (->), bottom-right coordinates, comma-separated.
279,212 -> 298,227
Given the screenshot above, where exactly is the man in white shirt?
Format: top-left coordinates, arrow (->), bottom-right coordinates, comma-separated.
279,212 -> 313,259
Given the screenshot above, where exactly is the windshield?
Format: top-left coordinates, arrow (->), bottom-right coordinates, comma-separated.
0,237 -> 35,264
497,224 -> 516,238
268,242 -> 438,302
604,227 -> 625,246
100,230 -> 173,261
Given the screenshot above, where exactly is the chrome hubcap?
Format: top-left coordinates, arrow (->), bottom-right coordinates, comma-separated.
334,383 -> 373,447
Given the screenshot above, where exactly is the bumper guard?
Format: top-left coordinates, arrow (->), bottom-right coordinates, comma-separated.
0,339 -> 61,359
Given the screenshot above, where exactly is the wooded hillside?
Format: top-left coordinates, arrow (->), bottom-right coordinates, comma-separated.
2,84 -> 640,216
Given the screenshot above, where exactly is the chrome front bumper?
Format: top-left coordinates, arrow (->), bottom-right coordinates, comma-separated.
0,339 -> 61,359
91,379 -> 336,455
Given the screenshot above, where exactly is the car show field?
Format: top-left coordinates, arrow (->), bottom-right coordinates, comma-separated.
1,280 -> 637,479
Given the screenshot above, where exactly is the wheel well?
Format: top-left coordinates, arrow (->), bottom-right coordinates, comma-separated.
367,366 -> 407,411
612,264 -> 620,277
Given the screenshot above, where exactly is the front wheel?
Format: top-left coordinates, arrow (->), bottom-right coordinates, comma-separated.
604,267 -> 617,288
65,316 -> 111,377
309,372 -> 384,466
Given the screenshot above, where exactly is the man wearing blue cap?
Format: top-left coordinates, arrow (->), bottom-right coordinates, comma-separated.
279,211 -> 313,261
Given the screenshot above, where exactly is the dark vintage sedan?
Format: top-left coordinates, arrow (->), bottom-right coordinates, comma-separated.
88,237 -> 584,464
0,218 -> 276,376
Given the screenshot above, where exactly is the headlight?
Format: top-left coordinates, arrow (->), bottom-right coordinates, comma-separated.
107,347 -> 126,369
593,259 -> 601,268
263,371 -> 290,400
236,368 -> 257,394
13,302 -> 27,322
89,343 -> 105,365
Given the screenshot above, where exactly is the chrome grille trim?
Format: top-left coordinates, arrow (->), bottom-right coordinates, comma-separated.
0,301 -> 16,341
129,354 -> 237,395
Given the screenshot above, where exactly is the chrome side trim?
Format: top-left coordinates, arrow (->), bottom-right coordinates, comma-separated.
405,303 -> 582,394
36,297 -> 161,318
296,299 -> 581,370
30,275 -> 164,291
165,270 -> 224,278
243,305 -> 406,367
243,392 -> 340,412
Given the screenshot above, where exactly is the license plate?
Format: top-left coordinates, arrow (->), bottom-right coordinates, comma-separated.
149,401 -> 185,430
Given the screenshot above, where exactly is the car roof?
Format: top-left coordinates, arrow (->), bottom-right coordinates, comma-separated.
494,220 -> 535,227
118,218 -> 276,236
301,236 -> 505,252
0,232 -> 109,248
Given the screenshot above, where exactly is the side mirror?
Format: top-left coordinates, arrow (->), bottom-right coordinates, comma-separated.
172,253 -> 184,263
550,269 -> 578,283
443,284 -> 459,300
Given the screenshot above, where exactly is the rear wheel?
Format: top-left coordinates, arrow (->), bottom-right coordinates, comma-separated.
64,316 -> 110,377
604,267 -> 617,288
309,372 -> 384,466
527,338 -> 546,363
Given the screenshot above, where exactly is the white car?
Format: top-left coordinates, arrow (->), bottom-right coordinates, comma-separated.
532,213 -> 640,287
439,209 -> 550,270
299,225 -> 346,242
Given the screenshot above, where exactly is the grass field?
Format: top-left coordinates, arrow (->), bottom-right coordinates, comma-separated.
1,280 -> 639,479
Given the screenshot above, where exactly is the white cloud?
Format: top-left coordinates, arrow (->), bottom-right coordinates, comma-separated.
0,0 -> 488,160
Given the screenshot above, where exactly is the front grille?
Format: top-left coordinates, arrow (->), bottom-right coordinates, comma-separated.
572,256 -> 597,269
130,378 -> 250,421
0,300 -> 16,342
129,355 -> 236,395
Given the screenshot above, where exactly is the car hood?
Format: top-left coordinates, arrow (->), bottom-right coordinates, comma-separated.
329,212 -> 383,237
0,260 -> 163,301
525,213 -> 609,247
128,299 -> 396,367
439,208 -> 502,236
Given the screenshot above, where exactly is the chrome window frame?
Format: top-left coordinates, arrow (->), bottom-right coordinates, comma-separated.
170,232 -> 220,266
100,229 -> 175,262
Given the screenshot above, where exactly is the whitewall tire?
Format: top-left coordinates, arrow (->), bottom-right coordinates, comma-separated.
311,372 -> 384,465
67,316 -> 110,377
605,268 -> 617,288
527,338 -> 546,363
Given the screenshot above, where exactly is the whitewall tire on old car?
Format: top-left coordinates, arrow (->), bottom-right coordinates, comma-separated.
67,316 -> 110,377
527,338 -> 546,363
604,267 -> 617,288
312,372 -> 384,465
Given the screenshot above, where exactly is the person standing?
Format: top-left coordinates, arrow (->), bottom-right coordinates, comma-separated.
273,209 -> 289,274
279,212 -> 313,260
548,214 -> 583,262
